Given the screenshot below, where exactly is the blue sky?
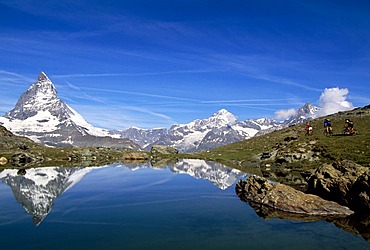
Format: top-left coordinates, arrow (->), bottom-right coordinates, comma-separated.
0,0 -> 369,129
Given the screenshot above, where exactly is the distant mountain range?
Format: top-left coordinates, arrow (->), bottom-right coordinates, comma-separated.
115,103 -> 319,152
0,72 -> 320,152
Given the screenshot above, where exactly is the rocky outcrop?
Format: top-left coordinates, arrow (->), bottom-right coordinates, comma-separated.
150,145 -> 179,155
307,160 -> 370,213
236,175 -> 353,216
260,138 -> 321,165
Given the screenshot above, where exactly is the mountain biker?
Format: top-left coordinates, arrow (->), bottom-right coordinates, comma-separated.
324,119 -> 332,135
344,119 -> 355,135
305,122 -> 313,135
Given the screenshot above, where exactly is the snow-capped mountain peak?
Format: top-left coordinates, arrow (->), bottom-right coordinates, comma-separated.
3,71 -> 89,130
35,71 -> 56,93
208,109 -> 238,126
284,102 -> 320,125
4,71 -> 63,121
0,72 -> 139,149
297,102 -> 319,117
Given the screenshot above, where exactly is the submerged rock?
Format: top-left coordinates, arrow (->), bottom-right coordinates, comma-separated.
236,175 -> 353,216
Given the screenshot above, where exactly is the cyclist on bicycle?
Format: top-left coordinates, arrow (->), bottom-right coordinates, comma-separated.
324,119 -> 332,135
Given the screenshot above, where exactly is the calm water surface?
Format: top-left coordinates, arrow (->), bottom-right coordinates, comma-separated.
0,159 -> 368,250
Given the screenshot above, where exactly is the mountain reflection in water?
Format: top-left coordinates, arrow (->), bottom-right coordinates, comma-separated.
0,159 -> 248,225
0,160 -> 368,249
0,167 -> 97,225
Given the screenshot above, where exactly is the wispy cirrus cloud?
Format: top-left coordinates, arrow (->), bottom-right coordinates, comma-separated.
0,70 -> 34,84
56,81 -> 108,105
82,86 -> 200,102
73,104 -> 177,130
201,98 -> 298,104
0,98 -> 18,115
51,69 -> 215,79
201,54 -> 324,92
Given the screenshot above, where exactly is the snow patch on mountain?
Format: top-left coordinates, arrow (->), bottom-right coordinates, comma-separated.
231,124 -> 260,137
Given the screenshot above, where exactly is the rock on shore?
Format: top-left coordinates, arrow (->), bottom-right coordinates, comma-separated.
306,160 -> 370,213
236,175 -> 353,216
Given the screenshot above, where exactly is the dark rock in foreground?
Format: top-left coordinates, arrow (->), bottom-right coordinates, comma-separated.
236,175 -> 353,216
306,160 -> 370,213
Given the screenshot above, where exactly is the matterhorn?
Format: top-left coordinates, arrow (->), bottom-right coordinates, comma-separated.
0,72 -> 139,149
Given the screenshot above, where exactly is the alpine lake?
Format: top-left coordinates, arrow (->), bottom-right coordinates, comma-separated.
0,159 -> 368,250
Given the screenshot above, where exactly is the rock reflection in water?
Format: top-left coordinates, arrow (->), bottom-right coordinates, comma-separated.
237,179 -> 370,243
0,160 -> 248,225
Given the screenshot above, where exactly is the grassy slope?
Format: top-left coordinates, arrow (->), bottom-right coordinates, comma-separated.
195,106 -> 370,172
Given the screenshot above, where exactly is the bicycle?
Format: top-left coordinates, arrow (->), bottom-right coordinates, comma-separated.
343,127 -> 356,135
324,127 -> 333,136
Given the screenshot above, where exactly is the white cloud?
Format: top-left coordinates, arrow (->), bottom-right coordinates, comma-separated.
72,104 -> 177,130
274,108 -> 297,120
316,87 -> 354,117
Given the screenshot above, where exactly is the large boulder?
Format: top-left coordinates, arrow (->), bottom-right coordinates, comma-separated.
306,160 -> 370,213
236,175 -> 353,216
